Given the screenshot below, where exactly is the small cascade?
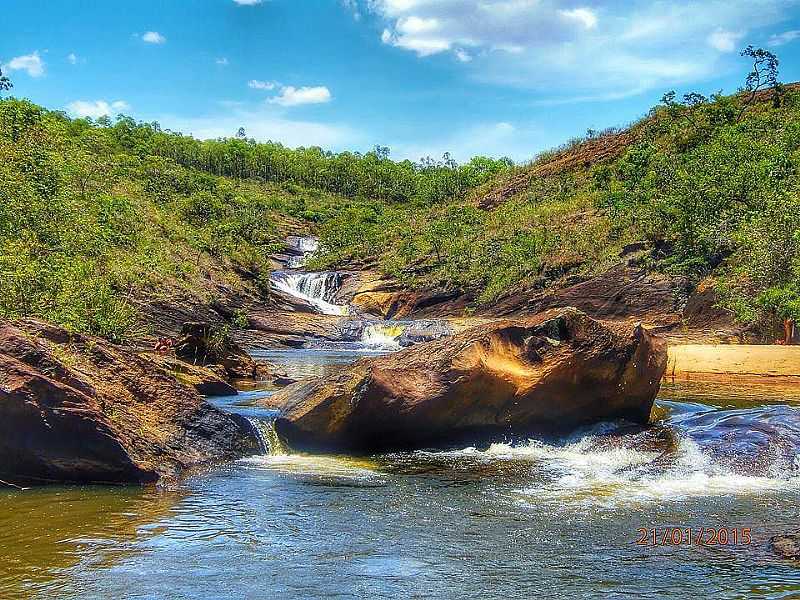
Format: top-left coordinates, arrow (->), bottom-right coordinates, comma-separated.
361,322 -> 407,349
285,236 -> 320,269
270,271 -> 349,316
248,418 -> 288,456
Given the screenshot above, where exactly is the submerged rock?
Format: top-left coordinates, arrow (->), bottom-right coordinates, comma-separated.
0,319 -> 259,486
770,534 -> 800,560
272,308 -> 667,452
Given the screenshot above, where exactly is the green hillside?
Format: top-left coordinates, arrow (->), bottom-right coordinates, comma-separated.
1,49 -> 798,341
312,81 -> 800,337
0,96 -> 509,340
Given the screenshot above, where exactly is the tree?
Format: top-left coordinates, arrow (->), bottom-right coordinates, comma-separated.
236,127 -> 246,139
0,67 -> 12,96
660,90 -> 708,126
738,45 -> 781,120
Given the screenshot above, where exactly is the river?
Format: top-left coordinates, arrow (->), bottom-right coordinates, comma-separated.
3,345 -> 800,599
3,239 -> 800,598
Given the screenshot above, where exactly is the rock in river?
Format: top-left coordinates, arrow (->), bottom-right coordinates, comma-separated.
0,319 -> 259,486
272,308 -> 667,452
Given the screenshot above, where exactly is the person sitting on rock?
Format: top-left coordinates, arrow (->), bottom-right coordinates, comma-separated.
154,337 -> 174,353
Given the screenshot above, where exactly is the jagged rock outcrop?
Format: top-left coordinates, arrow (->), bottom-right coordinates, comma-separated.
0,319 -> 259,486
272,308 -> 667,452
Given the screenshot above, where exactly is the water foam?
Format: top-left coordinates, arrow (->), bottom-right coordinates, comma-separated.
270,271 -> 349,316
360,323 -> 407,349
509,433 -> 800,505
410,421 -> 800,506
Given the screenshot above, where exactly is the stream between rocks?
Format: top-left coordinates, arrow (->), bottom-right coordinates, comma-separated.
3,238 -> 800,599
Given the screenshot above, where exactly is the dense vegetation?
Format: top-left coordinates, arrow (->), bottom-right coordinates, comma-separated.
310,51 -> 800,337
1,47 -> 798,341
0,94 -> 509,340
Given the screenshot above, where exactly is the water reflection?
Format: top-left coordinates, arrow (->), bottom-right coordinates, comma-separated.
0,486 -> 183,597
5,358 -> 800,599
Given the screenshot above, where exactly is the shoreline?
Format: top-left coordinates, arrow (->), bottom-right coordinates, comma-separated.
666,344 -> 800,384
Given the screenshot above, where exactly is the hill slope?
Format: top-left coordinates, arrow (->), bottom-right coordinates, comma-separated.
312,84 -> 800,340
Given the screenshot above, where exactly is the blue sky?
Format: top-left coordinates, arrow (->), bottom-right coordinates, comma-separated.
3,0 -> 800,163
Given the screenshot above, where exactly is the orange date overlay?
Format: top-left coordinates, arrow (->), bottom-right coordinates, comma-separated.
636,527 -> 752,546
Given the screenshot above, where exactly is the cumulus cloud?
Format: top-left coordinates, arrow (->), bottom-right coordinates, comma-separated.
249,79 -> 332,106
559,8 -> 597,30
707,29 -> 744,52
66,100 -> 130,119
233,0 -> 263,5
267,86 -> 332,107
3,51 -> 45,77
67,53 -> 78,65
769,30 -> 800,46
362,0 -> 794,99
248,79 -> 277,90
216,57 -> 230,66
142,31 -> 166,44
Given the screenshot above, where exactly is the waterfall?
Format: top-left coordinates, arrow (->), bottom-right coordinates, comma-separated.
361,322 -> 407,349
270,271 -> 349,316
286,236 -> 319,268
248,418 -> 287,456
294,237 -> 319,253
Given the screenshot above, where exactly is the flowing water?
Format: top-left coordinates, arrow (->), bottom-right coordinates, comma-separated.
3,345 -> 800,599
269,271 -> 350,316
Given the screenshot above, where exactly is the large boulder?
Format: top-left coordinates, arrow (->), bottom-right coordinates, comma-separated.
272,308 -> 667,452
0,319 -> 259,486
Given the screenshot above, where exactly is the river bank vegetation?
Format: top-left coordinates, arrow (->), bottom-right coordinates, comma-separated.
1,47 -> 798,341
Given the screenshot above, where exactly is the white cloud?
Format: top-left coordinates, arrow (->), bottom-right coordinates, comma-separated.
142,31 -> 166,44
397,15 -> 439,35
66,100 -> 130,119
233,0 -> 263,5
363,0 -> 794,99
216,57 -> 229,66
248,79 -> 277,90
707,29 -> 743,52
267,86 -> 332,107
769,29 -> 800,46
67,53 -> 78,65
3,51 -> 45,77
559,8 -> 598,30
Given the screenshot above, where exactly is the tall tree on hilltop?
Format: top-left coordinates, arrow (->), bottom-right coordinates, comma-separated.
738,45 -> 782,119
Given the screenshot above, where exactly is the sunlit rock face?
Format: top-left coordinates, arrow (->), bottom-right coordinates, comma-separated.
0,319 -> 258,486
272,308 -> 668,452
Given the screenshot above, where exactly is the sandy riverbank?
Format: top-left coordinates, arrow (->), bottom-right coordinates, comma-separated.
667,344 -> 800,383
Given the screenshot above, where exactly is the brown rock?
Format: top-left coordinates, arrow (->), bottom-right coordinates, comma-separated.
174,321 -> 258,378
0,319 -> 258,486
272,308 -> 667,452
146,353 -> 238,396
481,263 -> 687,325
